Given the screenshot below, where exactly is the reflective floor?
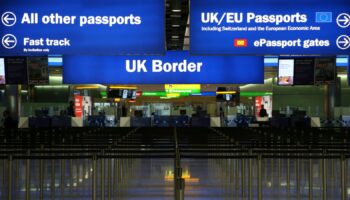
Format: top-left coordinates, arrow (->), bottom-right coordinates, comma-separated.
0,158 -> 349,199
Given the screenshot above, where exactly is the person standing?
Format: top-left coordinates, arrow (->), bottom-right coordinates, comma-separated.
67,100 -> 76,117
3,110 -> 15,129
259,105 -> 268,117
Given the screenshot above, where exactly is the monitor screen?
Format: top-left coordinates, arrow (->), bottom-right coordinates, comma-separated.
107,89 -> 123,98
0,58 -> 5,84
122,89 -> 128,99
27,57 -> 49,85
127,90 -> 137,99
278,59 -> 294,86
314,57 -> 336,84
294,58 -> 315,85
5,57 -> 28,84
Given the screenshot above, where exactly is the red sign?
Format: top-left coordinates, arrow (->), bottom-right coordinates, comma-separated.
74,95 -> 83,117
234,39 -> 248,47
255,96 -> 262,117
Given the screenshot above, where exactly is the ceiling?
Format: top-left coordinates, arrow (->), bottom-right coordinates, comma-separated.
166,0 -> 189,50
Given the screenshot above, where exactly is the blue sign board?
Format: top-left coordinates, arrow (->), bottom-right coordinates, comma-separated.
264,55 -> 349,67
348,57 -> 350,85
191,0 -> 350,55
0,0 -> 165,55
63,51 -> 264,84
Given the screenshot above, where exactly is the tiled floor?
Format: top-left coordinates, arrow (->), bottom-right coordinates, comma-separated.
0,158 -> 349,199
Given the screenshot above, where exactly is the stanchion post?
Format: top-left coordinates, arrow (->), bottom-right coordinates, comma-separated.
8,155 -> 12,200
258,154 -> 262,200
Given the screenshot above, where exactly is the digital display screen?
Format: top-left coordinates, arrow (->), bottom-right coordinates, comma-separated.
27,57 -> 49,85
5,57 -> 28,84
122,90 -> 128,99
127,90 -> 137,99
107,89 -> 123,98
315,57 -> 336,84
132,90 -> 137,99
294,58 -> 315,85
278,59 -> 294,86
0,58 -> 5,84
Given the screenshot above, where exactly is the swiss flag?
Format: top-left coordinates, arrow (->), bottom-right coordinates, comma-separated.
234,39 -> 248,47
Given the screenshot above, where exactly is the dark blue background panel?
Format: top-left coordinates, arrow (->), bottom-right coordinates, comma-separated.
191,0 -> 350,55
0,0 -> 165,55
63,51 -> 264,84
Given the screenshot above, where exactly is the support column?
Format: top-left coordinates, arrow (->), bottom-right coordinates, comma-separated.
5,85 -> 21,120
324,78 -> 340,123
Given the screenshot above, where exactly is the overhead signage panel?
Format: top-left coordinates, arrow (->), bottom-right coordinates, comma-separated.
348,57 -> 350,85
164,84 -> 201,94
0,0 -> 165,55
63,51 -> 264,84
191,0 -> 350,55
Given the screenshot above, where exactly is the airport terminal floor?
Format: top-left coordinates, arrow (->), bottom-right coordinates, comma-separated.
1,0 -> 350,199
0,128 -> 350,200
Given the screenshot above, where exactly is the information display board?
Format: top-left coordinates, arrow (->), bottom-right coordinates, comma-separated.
27,57 -> 49,84
294,58 -> 315,85
191,0 -> 350,55
0,0 -> 165,55
314,57 -> 336,84
0,58 -> 5,84
278,59 -> 294,85
4,57 -> 27,84
63,51 -> 264,84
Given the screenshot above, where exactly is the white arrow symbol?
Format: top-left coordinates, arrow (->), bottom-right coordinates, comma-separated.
3,14 -> 15,24
336,35 -> 350,50
3,36 -> 15,47
2,34 -> 17,49
339,17 -> 350,25
337,13 -> 350,28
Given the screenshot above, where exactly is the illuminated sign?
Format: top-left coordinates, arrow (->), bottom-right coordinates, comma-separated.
0,0 -> 165,55
164,84 -> 201,94
191,0 -> 350,55
64,51 -> 263,84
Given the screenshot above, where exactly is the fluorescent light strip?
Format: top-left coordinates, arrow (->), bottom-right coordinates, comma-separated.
75,86 -> 99,90
35,85 -> 69,89
216,91 -> 237,94
109,86 -> 137,89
